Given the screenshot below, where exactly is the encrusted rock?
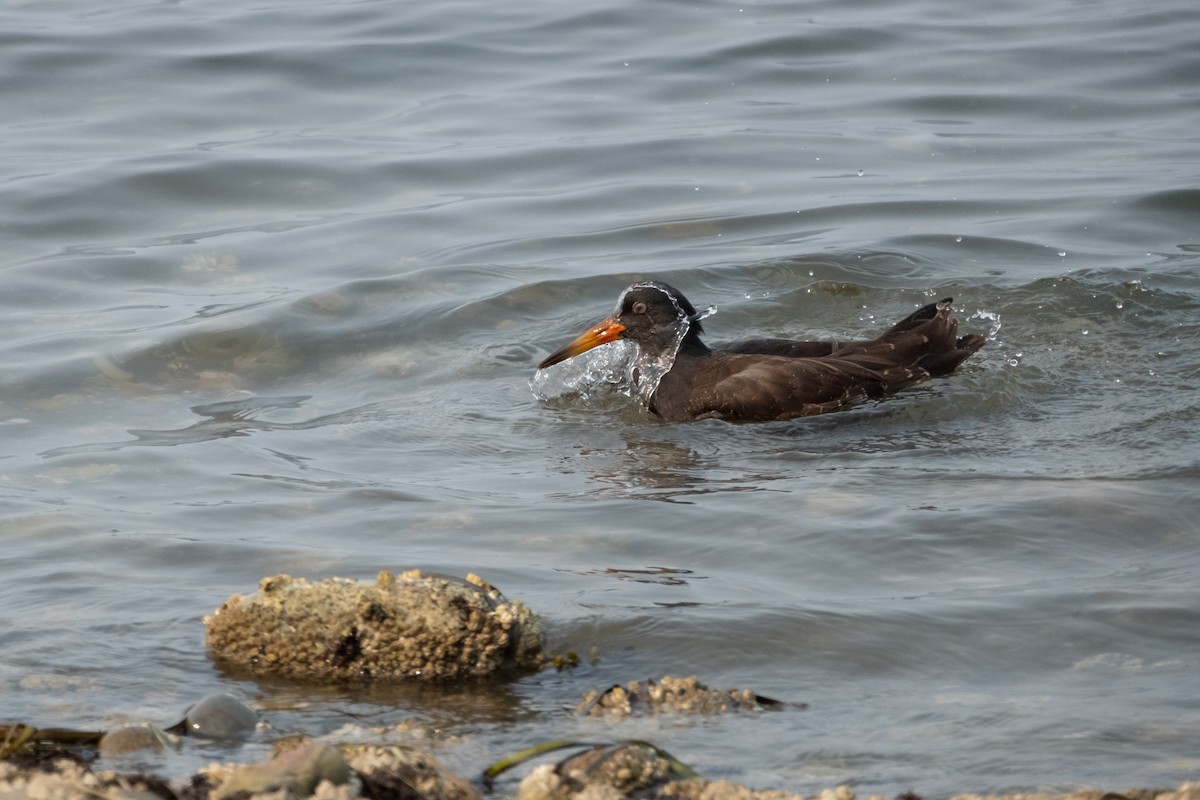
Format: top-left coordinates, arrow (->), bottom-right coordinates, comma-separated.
577,675 -> 779,718
518,743 -> 678,800
203,570 -> 543,682
0,759 -> 174,800
344,744 -> 480,800
191,740 -> 477,800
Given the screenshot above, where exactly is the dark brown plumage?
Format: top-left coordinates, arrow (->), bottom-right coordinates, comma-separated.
537,281 -> 985,423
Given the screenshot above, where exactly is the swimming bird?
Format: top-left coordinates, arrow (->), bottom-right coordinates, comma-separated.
537,281 -> 985,423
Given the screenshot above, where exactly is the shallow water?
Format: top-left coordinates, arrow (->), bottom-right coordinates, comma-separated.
2,0 -> 1199,795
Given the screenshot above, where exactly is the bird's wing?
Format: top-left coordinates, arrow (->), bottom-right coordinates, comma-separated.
666,356 -> 925,422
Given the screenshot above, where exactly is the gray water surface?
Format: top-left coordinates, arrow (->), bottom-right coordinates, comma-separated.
2,0 -> 1199,795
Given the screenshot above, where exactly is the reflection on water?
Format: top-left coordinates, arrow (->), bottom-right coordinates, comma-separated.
575,566 -> 700,589
571,437 -> 773,504
37,396 -> 385,458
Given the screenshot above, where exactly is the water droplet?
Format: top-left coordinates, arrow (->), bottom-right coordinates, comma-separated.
1058,251 -> 1067,257
955,236 -> 962,243
1081,329 -> 1089,335
857,169 -> 864,177
1115,301 -> 1124,309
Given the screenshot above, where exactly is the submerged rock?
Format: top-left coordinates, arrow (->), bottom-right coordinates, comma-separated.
98,723 -> 177,755
576,675 -> 783,718
203,570 -> 543,682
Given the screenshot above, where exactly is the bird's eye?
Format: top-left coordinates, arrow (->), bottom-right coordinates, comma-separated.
632,301 -> 648,314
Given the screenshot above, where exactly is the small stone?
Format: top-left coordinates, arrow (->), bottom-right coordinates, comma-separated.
98,725 -> 168,755
183,693 -> 258,739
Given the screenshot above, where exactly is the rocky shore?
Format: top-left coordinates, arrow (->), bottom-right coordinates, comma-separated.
2,571 -> 1193,800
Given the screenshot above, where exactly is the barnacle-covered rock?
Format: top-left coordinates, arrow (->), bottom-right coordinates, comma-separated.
657,779 -> 835,800
203,570 -> 543,682
0,759 -> 174,800
518,743 -> 680,800
344,744 -> 480,800
193,740 -> 477,800
577,675 -> 782,718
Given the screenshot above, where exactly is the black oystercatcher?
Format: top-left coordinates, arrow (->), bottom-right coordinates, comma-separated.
537,281 -> 985,423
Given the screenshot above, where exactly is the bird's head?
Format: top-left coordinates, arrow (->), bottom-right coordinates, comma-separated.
538,281 -> 706,370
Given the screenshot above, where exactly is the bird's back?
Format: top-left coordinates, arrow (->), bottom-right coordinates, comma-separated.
650,299 -> 984,422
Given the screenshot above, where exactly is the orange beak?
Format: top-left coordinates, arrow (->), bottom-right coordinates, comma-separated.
538,317 -> 627,369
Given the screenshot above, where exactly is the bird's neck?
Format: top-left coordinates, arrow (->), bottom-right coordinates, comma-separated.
630,328 -> 708,405
677,332 -> 711,357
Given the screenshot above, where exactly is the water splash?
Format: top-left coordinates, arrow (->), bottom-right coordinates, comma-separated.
627,316 -> 689,405
529,339 -> 637,401
623,295 -> 717,405
969,309 -> 1003,340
